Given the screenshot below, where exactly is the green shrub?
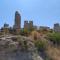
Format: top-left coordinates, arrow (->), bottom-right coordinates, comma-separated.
20,29 -> 30,36
47,32 -> 60,45
34,40 -> 47,52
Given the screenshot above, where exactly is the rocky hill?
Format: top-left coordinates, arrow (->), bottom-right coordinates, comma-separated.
0,32 -> 60,60
0,35 -> 43,60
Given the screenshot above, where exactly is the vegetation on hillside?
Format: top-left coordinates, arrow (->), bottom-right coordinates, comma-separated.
47,32 -> 60,45
34,40 -> 48,52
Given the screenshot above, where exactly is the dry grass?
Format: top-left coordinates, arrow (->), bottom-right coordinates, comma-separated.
30,31 -> 60,60
46,45 -> 60,60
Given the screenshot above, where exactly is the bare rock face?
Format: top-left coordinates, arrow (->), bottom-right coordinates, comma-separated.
0,35 -> 43,60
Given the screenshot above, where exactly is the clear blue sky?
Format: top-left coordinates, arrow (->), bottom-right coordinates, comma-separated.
0,0 -> 60,28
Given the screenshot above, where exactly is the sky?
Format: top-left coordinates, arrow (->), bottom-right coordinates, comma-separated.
0,0 -> 60,28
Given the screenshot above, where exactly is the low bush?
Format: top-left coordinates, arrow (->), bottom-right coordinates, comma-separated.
47,32 -> 60,45
34,40 -> 47,52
